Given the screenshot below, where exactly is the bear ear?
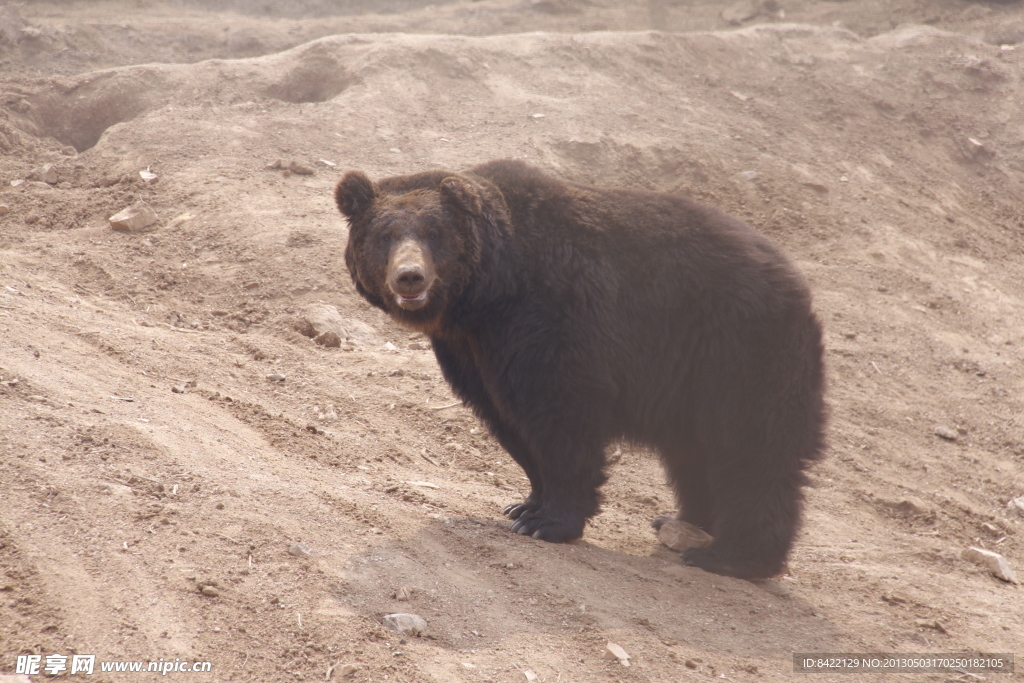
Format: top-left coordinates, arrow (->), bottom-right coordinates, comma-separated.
440,176 -> 483,217
335,171 -> 376,218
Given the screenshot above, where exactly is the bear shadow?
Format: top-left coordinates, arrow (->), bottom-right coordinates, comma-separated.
330,514 -> 845,662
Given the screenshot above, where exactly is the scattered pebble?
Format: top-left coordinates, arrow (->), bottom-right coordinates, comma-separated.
722,0 -> 760,24
266,373 -> 286,382
34,163 -> 58,184
394,585 -> 412,601
915,618 -> 948,634
109,200 -> 158,233
602,641 -> 631,667
288,161 -> 315,175
288,542 -> 314,557
408,341 -> 430,350
139,167 -> 158,183
685,658 -> 701,669
200,585 -> 220,597
962,546 -> 1018,583
171,385 -> 186,394
0,204 -> 9,216
523,671 -> 539,682
327,662 -> 359,679
292,303 -> 378,347
656,519 -> 713,551
934,426 -> 958,441
315,330 -> 342,348
384,341 -> 399,352
1008,496 -> 1024,517
383,613 -> 427,637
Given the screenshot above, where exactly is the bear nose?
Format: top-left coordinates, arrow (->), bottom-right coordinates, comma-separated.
394,264 -> 425,293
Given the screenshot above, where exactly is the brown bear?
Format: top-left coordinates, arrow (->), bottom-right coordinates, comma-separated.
335,159 -> 826,580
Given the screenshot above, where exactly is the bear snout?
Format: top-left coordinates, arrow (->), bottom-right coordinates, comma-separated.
387,240 -> 434,310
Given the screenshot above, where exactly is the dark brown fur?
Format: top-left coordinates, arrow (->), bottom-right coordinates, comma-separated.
335,160 -> 826,579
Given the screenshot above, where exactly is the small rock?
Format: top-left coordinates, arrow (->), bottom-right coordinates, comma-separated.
171,385 -> 186,394
109,200 -> 158,233
384,342 -> 399,352
383,613 -> 427,637
722,0 -> 760,24
288,542 -> 313,557
523,671 -> 539,682
267,159 -> 283,170
320,404 -> 338,422
962,546 -> 1018,583
288,161 -> 315,175
934,426 -> 958,441
394,585 -> 412,601
36,164 -> 58,184
408,341 -> 430,350
292,303 -> 378,347
327,662 -> 359,679
266,373 -> 286,382
0,204 -> 9,216
685,658 -> 701,669
139,167 -> 158,183
915,618 -> 948,634
200,585 -> 220,597
966,137 -> 994,160
602,641 -> 631,667
1008,496 -> 1024,517
314,330 -> 342,348
656,519 -> 714,551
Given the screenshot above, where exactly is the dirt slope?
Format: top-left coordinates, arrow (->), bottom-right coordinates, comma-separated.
1,1 -> 1023,682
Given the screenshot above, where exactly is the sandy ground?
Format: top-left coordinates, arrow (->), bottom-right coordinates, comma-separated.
1,0 -> 1024,681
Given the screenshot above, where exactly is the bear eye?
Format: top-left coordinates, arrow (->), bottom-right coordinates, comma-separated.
427,228 -> 439,241
381,233 -> 392,243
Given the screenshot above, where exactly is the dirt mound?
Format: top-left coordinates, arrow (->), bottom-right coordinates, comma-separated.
1,1 -> 1023,682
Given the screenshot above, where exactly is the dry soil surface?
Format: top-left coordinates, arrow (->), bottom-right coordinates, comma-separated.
1,1 -> 1024,682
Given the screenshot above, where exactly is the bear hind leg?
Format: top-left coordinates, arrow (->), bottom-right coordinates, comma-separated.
682,468 -> 807,580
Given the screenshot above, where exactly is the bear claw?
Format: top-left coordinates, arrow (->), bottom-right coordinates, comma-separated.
503,499 -> 540,519
508,511 -> 583,543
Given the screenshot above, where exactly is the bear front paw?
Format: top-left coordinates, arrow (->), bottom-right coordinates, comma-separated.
509,509 -> 584,543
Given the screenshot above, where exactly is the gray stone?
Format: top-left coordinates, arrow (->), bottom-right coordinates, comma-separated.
288,542 -> 313,557
962,546 -> 1018,583
109,201 -> 158,233
383,613 -> 427,637
656,519 -> 713,551
293,304 -> 377,347
602,641 -> 631,666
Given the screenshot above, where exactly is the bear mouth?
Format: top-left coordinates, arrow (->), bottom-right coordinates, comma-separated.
395,291 -> 429,310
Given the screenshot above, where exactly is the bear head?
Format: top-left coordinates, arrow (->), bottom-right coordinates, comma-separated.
335,169 -> 487,333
